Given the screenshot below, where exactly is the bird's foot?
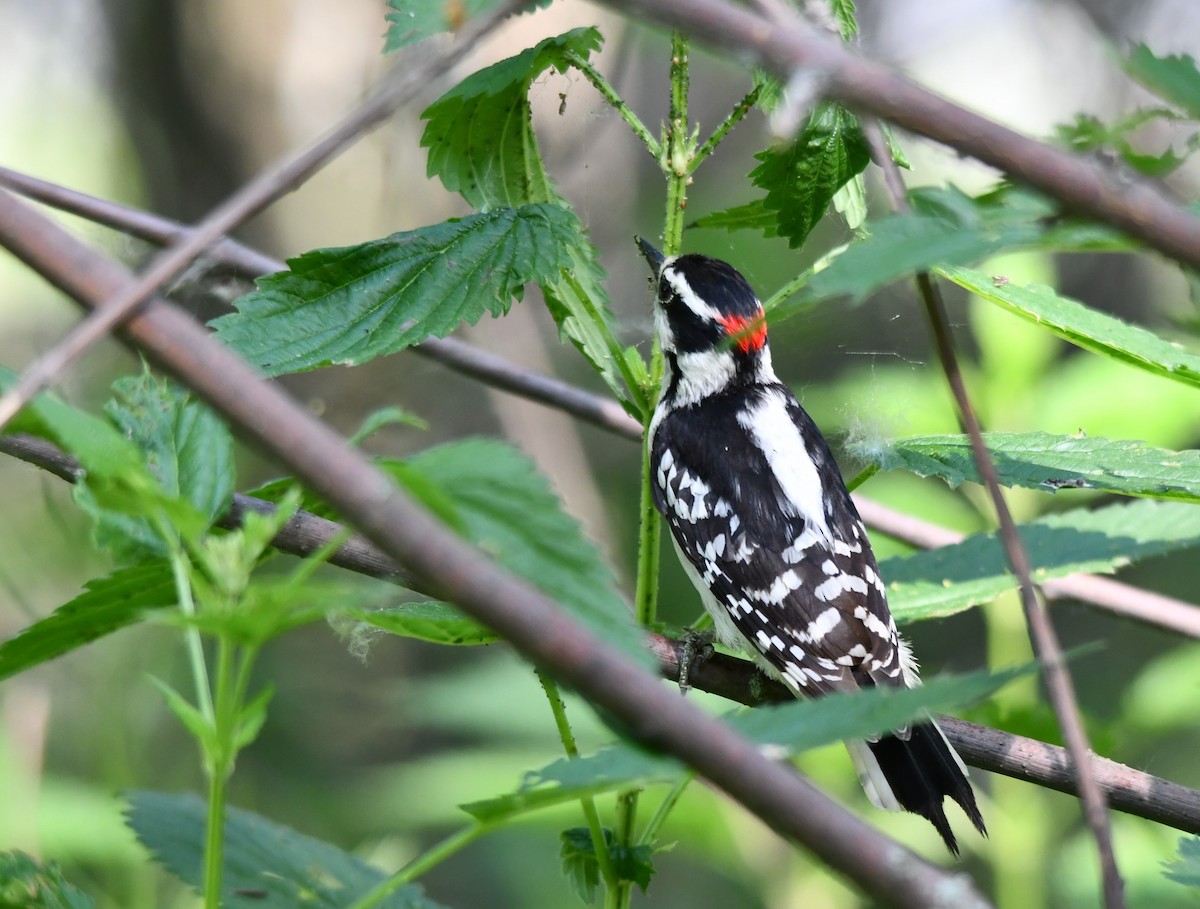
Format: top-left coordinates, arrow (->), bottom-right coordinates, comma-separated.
677,629 -> 715,695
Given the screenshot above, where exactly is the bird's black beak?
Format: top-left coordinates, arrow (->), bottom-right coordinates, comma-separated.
635,236 -> 665,276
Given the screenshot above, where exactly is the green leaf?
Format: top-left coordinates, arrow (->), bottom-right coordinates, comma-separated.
1164,836 -> 1200,890
940,265 -> 1200,388
212,204 -> 577,376
125,790 -> 444,908
0,850 -> 94,909
559,828 -> 655,903
781,185 -> 1045,310
419,28 -> 629,407
147,675 -> 214,750
830,0 -> 859,38
690,199 -> 779,235
462,665 -> 1027,821
866,431 -> 1200,501
348,405 -> 428,446
420,27 -> 601,210
0,561 -> 176,682
232,684 -> 275,751
884,500 -> 1200,622
1124,44 -> 1200,118
749,102 -> 871,248
403,440 -> 651,669
347,601 -> 499,646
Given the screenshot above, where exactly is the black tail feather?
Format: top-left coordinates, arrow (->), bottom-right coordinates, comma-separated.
866,721 -> 987,855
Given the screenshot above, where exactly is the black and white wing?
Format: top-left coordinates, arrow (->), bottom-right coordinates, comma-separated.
651,383 -> 905,696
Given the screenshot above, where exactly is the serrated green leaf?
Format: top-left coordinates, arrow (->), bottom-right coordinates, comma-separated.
0,850 -> 95,909
212,204 -> 577,376
780,186 -> 1045,311
462,665 -> 1027,821
830,0 -> 859,38
867,431 -> 1200,500
690,199 -> 779,235
404,440 -> 651,669
0,561 -> 176,682
750,102 -> 871,248
419,28 -> 629,406
125,791 -> 445,908
939,265 -> 1200,388
885,500 -> 1200,622
559,828 -> 655,903
1124,44 -> 1200,118
349,405 -> 428,446
1164,836 -> 1200,890
420,27 -> 602,210
348,601 -> 499,646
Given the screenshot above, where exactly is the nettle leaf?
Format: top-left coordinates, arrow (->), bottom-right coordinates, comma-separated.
560,828 -> 655,903
0,561 -> 176,682
125,791 -> 444,908
750,102 -> 871,248
866,431 -> 1200,501
690,199 -> 779,235
462,665 -> 1026,822
347,601 -> 499,646
939,265 -> 1200,388
0,850 -> 94,909
402,440 -> 651,669
1164,836 -> 1200,890
779,186 -> 1045,312
212,204 -> 577,376
420,27 -> 630,409
1124,44 -> 1200,118
885,500 -> 1200,622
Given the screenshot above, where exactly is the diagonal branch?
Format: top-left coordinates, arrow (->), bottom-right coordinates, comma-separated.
0,188 -> 993,909
6,428 -> 1200,838
0,0 -> 524,433
863,120 -> 1124,909
599,0 -> 1200,271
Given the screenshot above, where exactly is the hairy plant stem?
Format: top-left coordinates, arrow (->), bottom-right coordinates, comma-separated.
564,49 -> 660,159
166,545 -> 214,723
536,670 -> 619,893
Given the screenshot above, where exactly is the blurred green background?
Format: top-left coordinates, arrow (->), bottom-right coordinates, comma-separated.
2,0 -> 1200,906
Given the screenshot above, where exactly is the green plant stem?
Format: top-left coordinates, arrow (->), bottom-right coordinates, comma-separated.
167,545 -> 214,724
536,670 -> 618,892
638,772 -> 695,847
564,50 -> 660,159
346,823 -> 487,909
691,83 -> 762,172
845,463 -> 879,492
202,636 -> 236,909
662,31 -> 692,255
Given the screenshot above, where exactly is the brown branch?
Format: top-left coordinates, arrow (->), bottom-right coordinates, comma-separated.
0,191 -> 992,909
7,428 -> 1200,837
864,121 -> 1125,908
600,0 -> 1200,272
0,0 -> 524,433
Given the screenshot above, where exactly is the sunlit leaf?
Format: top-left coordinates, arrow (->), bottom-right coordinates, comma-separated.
1124,44 -> 1200,118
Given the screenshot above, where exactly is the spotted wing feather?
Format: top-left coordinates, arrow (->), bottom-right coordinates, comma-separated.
651,384 -> 902,696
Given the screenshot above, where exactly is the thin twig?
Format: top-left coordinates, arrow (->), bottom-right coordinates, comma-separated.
864,120 -> 1125,909
0,0 -> 524,433
599,0 -> 1200,272
649,635 -> 1200,836
8,428 -> 1200,837
0,188 -> 994,909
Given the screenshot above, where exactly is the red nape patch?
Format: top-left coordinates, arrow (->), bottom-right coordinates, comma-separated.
717,311 -> 768,353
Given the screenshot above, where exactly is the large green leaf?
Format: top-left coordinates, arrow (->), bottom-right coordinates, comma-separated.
462,664 -> 1027,822
0,850 -> 94,909
940,265 -> 1200,388
749,102 -> 871,249
0,561 -> 176,682
884,500 -> 1200,622
419,27 -> 630,408
1124,44 -> 1200,118
125,791 -> 444,908
211,204 -> 576,376
866,431 -> 1200,501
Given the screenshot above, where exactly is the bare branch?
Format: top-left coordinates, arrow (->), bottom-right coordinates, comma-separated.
7,428 -> 1200,838
598,0 -> 1200,271
0,189 -> 993,909
0,0 -> 524,433
863,120 -> 1124,908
